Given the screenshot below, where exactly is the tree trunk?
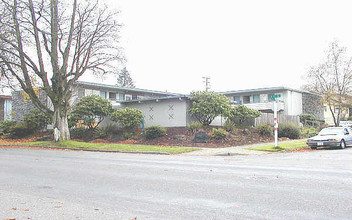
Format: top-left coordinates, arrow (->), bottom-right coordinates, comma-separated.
53,108 -> 70,142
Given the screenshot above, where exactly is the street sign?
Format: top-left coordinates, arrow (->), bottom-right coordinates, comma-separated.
269,94 -> 281,101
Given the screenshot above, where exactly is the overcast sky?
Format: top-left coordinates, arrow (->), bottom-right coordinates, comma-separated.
84,0 -> 352,94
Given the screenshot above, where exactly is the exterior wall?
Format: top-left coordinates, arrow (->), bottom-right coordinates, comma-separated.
302,93 -> 324,120
123,99 -> 188,127
284,91 -> 303,116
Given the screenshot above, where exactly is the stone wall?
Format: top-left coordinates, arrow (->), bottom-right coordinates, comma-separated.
11,90 -> 48,122
302,92 -> 324,120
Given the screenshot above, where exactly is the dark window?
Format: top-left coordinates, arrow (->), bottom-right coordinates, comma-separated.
109,92 -> 116,100
243,96 -> 250,104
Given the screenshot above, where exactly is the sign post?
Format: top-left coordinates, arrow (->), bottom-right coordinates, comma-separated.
270,94 -> 281,147
273,102 -> 278,147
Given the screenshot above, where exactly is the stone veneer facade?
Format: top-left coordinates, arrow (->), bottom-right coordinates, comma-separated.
302,92 -> 324,120
11,90 -> 48,122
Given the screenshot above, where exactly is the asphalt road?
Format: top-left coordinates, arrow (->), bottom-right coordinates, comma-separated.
0,147 -> 352,220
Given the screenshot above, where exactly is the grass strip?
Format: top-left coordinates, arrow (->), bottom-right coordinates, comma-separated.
247,140 -> 308,152
23,140 -> 198,154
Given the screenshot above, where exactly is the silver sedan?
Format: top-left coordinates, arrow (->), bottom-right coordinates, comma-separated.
306,127 -> 352,149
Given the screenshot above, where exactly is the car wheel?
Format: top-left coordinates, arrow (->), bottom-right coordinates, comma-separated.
310,146 -> 317,150
340,140 -> 346,149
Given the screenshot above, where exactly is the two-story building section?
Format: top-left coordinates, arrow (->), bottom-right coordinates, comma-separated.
221,87 -> 324,120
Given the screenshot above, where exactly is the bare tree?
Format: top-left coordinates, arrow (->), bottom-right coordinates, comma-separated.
117,67 -> 134,88
0,0 -> 122,141
304,41 -> 352,126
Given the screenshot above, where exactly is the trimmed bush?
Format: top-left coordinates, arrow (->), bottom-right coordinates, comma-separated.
278,122 -> 300,139
186,121 -> 203,133
23,108 -> 52,131
70,127 -> 91,140
257,124 -> 273,136
212,128 -> 228,140
93,124 -> 120,139
223,120 -> 236,132
228,105 -> 261,127
145,126 -> 166,140
299,114 -> 317,127
111,108 -> 143,130
9,123 -> 33,139
188,91 -> 232,126
0,120 -> 17,134
300,127 -> 318,138
70,95 -> 114,129
299,114 -> 316,122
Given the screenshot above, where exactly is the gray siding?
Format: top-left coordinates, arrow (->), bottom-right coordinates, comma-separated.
124,99 -> 188,127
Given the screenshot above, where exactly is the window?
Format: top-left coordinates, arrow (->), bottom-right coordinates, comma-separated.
100,91 -> 106,99
125,94 -> 132,100
334,107 -> 340,113
243,96 -> 250,104
253,94 -> 260,103
85,89 -> 99,96
132,95 -> 138,100
119,93 -> 125,101
233,96 -> 241,104
109,92 -> 116,100
85,89 -> 93,96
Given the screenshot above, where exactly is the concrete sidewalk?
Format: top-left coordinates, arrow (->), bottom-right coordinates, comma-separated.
183,139 -> 307,156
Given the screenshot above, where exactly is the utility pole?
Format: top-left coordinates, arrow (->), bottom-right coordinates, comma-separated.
202,76 -> 211,92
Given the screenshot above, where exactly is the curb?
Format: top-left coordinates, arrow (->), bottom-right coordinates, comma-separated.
0,144 -> 171,155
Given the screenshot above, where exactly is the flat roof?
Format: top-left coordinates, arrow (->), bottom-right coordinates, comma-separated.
220,86 -> 312,95
75,81 -> 182,96
120,95 -> 189,103
0,95 -> 12,99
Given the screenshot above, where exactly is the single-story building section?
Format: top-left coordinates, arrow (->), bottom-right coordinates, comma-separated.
101,95 -> 227,128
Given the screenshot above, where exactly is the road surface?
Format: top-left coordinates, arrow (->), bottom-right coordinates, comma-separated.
0,147 -> 351,219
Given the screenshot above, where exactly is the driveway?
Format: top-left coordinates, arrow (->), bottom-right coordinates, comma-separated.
0,147 -> 351,219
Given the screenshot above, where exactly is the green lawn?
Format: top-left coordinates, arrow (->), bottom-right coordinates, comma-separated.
23,140 -> 198,154
247,140 -> 308,152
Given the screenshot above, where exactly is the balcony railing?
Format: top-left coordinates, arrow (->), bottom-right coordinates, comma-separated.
236,102 -> 284,112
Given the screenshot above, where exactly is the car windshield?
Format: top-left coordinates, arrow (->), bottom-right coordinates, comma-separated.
318,128 -> 345,136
